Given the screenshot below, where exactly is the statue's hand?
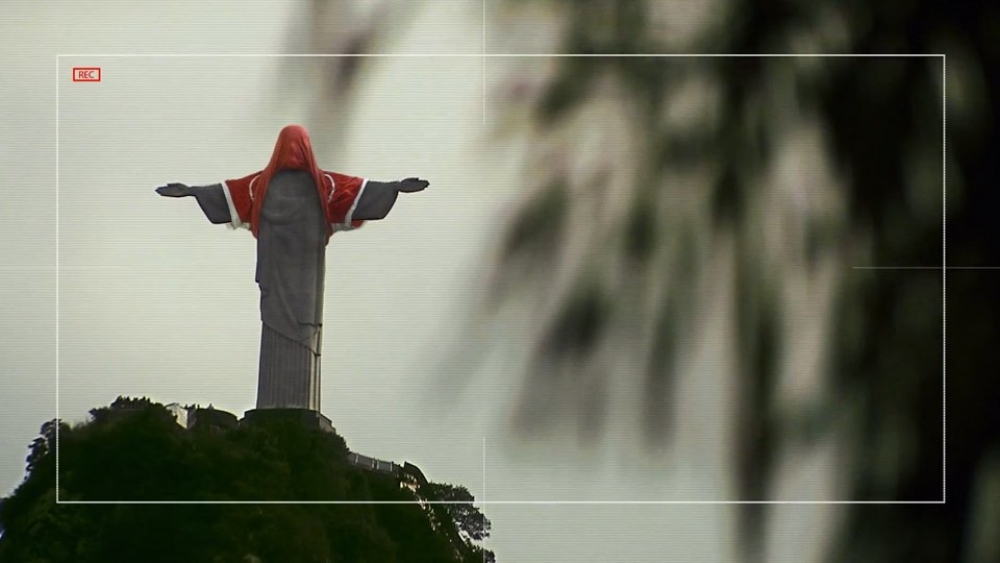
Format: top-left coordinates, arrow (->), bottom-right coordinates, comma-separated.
398,177 -> 429,193
155,183 -> 192,197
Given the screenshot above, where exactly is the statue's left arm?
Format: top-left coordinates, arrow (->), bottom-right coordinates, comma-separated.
325,172 -> 429,229
351,178 -> 429,221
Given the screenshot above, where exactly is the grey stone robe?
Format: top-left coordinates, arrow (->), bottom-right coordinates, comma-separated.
190,170 -> 402,411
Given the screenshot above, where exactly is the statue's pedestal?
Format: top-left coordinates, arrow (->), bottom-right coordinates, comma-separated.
241,408 -> 336,434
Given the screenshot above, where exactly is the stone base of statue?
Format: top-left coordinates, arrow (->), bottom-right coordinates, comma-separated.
256,321 -> 322,412
241,408 -> 335,434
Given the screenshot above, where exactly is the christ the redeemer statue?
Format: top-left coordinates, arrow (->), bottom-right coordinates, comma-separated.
156,125 -> 428,414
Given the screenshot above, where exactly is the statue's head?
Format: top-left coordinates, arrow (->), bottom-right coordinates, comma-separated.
269,125 -> 316,172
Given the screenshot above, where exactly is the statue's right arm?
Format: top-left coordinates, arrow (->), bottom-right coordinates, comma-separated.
155,183 -> 233,225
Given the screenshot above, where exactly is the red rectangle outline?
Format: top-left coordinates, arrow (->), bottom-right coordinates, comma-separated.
72,67 -> 101,82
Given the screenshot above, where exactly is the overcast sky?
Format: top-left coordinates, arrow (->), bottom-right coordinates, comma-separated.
0,2 -> 849,561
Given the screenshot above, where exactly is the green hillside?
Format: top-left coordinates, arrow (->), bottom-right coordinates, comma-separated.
0,398 -> 495,563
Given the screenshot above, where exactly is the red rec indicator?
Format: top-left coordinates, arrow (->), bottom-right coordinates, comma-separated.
72,67 -> 101,82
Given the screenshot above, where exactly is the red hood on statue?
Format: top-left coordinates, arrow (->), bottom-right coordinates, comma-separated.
255,124 -> 328,230
222,124 -> 367,241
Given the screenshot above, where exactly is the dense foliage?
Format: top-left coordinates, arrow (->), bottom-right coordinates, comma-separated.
0,398 -> 495,563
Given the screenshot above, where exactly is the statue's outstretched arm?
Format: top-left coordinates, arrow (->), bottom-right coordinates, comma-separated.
351,177 -> 429,221
155,183 -> 233,225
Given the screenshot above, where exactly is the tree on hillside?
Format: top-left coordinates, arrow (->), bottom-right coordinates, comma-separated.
0,399 -> 494,562
421,483 -> 491,542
